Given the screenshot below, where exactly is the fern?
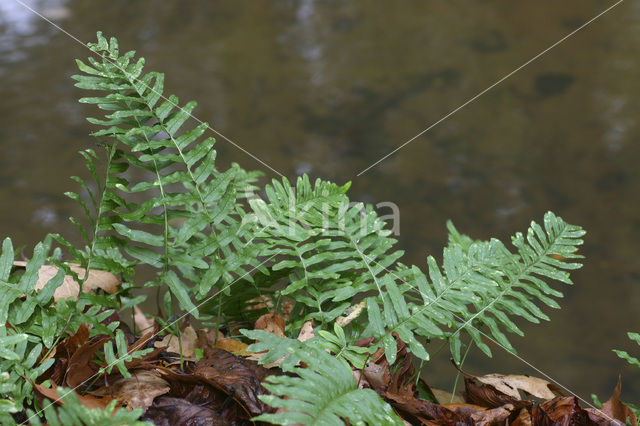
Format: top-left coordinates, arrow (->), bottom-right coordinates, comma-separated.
67,32 -> 264,320
613,332 -> 640,369
27,387 -> 150,426
244,331 -> 403,425
245,173 -> 584,363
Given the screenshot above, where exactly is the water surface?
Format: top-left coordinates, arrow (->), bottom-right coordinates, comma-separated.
1,0 -> 639,402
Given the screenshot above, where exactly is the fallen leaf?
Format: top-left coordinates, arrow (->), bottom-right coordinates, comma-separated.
133,306 -> 155,332
195,348 -> 267,416
600,376 -> 637,425
297,320 -> 315,342
13,261 -> 120,300
336,301 -> 366,326
464,378 -> 530,410
213,338 -> 251,355
154,325 -> 198,358
532,396 -> 597,425
384,392 -> 468,424
141,396 -> 229,426
511,407 -> 533,426
473,373 -> 557,400
469,403 -> 516,425
431,388 -> 465,404
91,370 -> 169,410
65,336 -> 110,388
31,380 -> 112,410
254,313 -> 286,338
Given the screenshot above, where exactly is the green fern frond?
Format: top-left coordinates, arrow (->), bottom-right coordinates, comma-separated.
613,332 -> 640,368
243,331 -> 403,425
70,32 -> 265,318
28,387 -> 150,426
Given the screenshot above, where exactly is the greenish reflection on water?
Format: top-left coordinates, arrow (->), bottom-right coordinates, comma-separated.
1,0 -> 638,402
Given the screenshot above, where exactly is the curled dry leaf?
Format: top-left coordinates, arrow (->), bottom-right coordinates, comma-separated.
469,403 -> 516,425
13,261 -> 120,300
431,388 -> 465,405
154,325 -> 198,358
142,396 -> 229,426
336,301 -> 366,326
91,370 -> 169,410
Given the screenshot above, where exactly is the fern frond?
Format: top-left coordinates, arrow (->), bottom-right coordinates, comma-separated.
70,32 -> 265,318
243,331 -> 403,425
28,387 -> 150,426
613,332 -> 640,368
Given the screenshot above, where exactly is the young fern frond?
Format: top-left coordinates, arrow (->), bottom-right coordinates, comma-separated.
243,331 -> 403,426
70,32 -> 264,317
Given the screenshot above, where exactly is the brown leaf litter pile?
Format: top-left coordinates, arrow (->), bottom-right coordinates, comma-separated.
19,304 -> 636,426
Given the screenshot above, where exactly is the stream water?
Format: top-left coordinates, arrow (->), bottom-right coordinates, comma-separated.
1,0 -> 639,402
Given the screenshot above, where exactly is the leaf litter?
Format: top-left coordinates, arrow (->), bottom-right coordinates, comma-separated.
22,305 -> 637,425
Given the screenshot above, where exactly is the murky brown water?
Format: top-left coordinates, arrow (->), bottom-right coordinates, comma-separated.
1,0 -> 639,402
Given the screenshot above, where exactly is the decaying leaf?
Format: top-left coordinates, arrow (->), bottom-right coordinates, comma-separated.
141,396 -> 228,426
464,378 -> 530,410
91,370 -> 169,410
13,261 -> 120,300
194,348 -> 267,416
532,396 -> 597,425
31,380 -> 112,410
154,325 -> 198,358
213,338 -> 251,355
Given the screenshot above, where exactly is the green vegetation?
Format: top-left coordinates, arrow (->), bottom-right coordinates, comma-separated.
0,33 -> 599,424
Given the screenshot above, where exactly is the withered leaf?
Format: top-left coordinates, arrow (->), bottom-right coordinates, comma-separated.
601,376 -> 637,425
464,378 -> 530,410
13,261 -> 120,300
133,305 -> 155,333
469,403 -> 516,425
254,313 -> 286,338
141,396 -> 230,426
155,325 -> 198,358
473,373 -> 558,400
384,392 -> 470,424
195,348 -> 267,416
532,396 -> 598,425
91,370 -> 169,410
65,336 -> 110,388
31,380 -> 112,410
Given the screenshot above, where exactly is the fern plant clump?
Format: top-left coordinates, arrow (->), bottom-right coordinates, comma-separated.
0,32 -> 596,424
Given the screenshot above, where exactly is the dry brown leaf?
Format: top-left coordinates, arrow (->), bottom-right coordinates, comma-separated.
13,261 -> 120,300
91,370 -> 169,410
474,373 -> 557,400
254,313 -> 286,338
297,320 -> 315,342
431,388 -> 465,404
154,325 -> 198,358
31,380 -> 112,410
336,301 -> 366,326
214,338 -> 250,355
134,306 -> 155,332
600,376 -> 637,425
